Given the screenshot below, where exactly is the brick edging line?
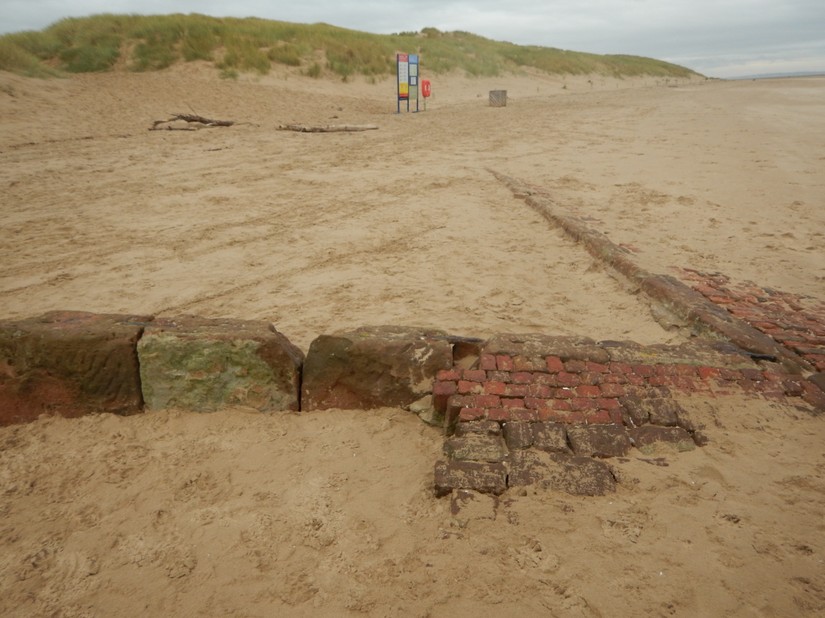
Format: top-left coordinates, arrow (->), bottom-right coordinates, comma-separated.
490,170 -> 813,374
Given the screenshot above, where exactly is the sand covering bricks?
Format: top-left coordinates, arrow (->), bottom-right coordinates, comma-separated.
1,65 -> 825,615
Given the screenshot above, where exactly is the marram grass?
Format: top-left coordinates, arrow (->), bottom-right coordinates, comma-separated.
0,13 -> 701,80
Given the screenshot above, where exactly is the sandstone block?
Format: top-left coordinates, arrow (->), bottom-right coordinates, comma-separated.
138,316 -> 303,412
503,421 -> 534,449
508,450 -> 616,496
443,433 -> 508,463
302,326 -> 452,411
567,425 -> 631,458
620,394 -> 684,427
532,422 -> 570,453
434,460 -> 508,496
0,311 -> 150,425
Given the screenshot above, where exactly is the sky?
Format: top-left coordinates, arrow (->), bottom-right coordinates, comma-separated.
1,1 -> 823,78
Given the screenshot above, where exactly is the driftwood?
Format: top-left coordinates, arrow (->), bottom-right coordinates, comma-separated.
278,124 -> 378,133
150,113 -> 235,131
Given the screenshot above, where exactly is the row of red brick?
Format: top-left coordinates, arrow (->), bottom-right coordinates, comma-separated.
681,269 -> 825,372
433,357 -> 825,425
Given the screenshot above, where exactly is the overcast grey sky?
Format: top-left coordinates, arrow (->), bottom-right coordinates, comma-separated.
1,1 -> 823,78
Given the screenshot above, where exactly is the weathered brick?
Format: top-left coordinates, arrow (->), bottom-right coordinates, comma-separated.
718,368 -> 741,381
468,395 -> 501,408
677,364 -> 699,376
697,366 -> 721,380
501,397 -> 525,408
597,397 -> 622,410
458,407 -> 486,422
462,369 -> 487,382
740,368 -> 765,382
488,370 -> 512,383
526,383 -> 554,398
533,373 -> 556,386
437,368 -> 462,381
513,355 -> 541,372
632,364 -> 655,377
585,410 -> 613,425
565,359 -> 587,373
575,385 -> 601,398
487,408 -> 511,422
496,355 -> 514,371
540,409 -> 585,424
504,383 -> 529,397
802,381 -> 825,410
570,397 -> 600,411
479,354 -> 498,371
511,371 -> 534,384
524,397 -> 551,410
545,356 -> 565,373
609,362 -> 633,374
433,380 -> 457,396
602,373 -> 628,385
556,372 -> 580,387
782,379 -> 805,397
668,376 -> 697,391
510,408 -> 538,421
555,387 -> 575,399
579,371 -> 603,386
434,460 -> 508,496
458,380 -> 483,395
586,361 -> 609,373
484,380 -> 507,395
599,383 -> 626,398
648,375 -> 668,387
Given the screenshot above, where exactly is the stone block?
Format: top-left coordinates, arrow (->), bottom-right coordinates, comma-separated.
454,420 -> 501,437
532,422 -> 570,453
138,316 -> 303,412
482,334 -> 609,365
503,421 -> 534,449
434,460 -> 508,496
567,425 -> 631,458
507,450 -> 616,496
443,433 -> 508,462
0,311 -> 150,425
620,394 -> 684,427
302,326 -> 452,411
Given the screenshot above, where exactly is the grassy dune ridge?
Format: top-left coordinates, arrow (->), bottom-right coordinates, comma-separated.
0,13 -> 701,80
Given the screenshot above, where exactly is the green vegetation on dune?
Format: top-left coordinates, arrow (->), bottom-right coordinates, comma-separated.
0,13 -> 700,80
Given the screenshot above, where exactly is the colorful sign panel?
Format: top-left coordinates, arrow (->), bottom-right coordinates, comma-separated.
397,53 -> 409,100
397,53 -> 420,112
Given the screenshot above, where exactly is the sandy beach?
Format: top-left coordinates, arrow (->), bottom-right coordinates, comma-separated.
1,66 -> 824,615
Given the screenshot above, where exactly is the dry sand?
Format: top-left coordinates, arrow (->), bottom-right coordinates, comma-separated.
1,66 -> 824,615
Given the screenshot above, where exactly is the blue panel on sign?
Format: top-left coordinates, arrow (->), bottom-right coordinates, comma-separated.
409,55 -> 418,63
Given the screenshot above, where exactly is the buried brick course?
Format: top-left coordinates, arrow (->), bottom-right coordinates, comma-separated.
432,335 -> 824,497
681,269 -> 825,373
